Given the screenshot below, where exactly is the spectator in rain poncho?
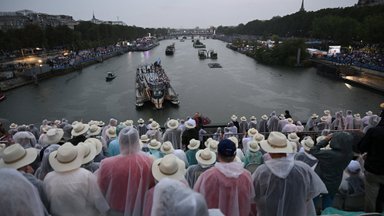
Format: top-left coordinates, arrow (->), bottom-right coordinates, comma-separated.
140,135 -> 151,153
226,122 -> 238,137
86,125 -> 106,162
62,123 -> 73,142
324,109 -> 333,125
248,116 -> 257,130
44,142 -> 109,216
38,128 -> 64,147
69,122 -> 89,145
137,118 -> 148,137
35,144 -> 60,180
243,140 -> 263,168
106,126 -> 119,156
258,115 -> 269,133
213,127 -> 223,142
353,113 -> 363,131
362,110 -> 373,127
160,141 -> 175,156
230,114 -> 240,133
362,115 -> 380,134
252,132 -> 327,216
228,136 -> 245,162
223,127 -> 233,139
186,148 -> 216,188
0,143 -> 49,212
296,121 -> 304,132
151,178 -> 209,216
267,111 -> 279,132
241,128 -> 259,154
97,127 -> 155,215
181,119 -> 199,150
148,139 -> 163,159
331,111 -> 346,131
345,110 -> 354,130
0,168 -> 47,216
305,113 -> 319,131
194,139 -> 254,216
146,121 -> 162,142
143,154 -> 187,216
28,124 -> 40,141
185,139 -> 200,166
294,136 -> 318,170
239,116 -> 249,139
282,118 -> 297,133
174,149 -> 189,168
162,119 -> 182,149
287,133 -> 301,151
310,132 -> 353,210
101,118 -> 118,143
277,114 -> 288,132
13,130 -> 37,148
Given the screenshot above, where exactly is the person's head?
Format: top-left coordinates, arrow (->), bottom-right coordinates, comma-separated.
259,132 -> 293,158
217,139 -> 236,163
118,127 -> 141,154
109,118 -> 118,127
285,110 -> 290,115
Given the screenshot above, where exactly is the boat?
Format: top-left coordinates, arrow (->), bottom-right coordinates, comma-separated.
135,61 -> 180,109
106,72 -> 116,81
208,63 -> 222,68
165,44 -> 175,55
0,91 -> 5,101
180,39 -> 185,42
193,39 -> 206,48
198,49 -> 208,59
208,50 -> 218,59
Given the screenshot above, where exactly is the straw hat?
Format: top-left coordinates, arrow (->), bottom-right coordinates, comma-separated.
196,148 -> 216,166
231,115 -> 238,121
250,116 -> 256,121
366,111 -> 373,116
88,120 -> 98,126
287,118 -> 294,124
71,123 -> 90,137
187,139 -> 200,150
160,141 -> 174,154
204,138 -> 213,147
301,136 -> 315,151
253,133 -> 265,143
71,121 -> 79,126
77,142 -> 97,164
228,136 -> 239,148
140,135 -> 150,143
248,140 -> 260,152
40,128 -> 64,145
148,139 -> 161,150
324,110 -> 330,115
49,142 -> 85,172
208,140 -> 219,153
354,113 -> 361,118
185,119 -> 196,129
87,124 -> 101,136
287,133 -> 300,142
84,138 -> 102,155
148,118 -> 154,122
0,144 -> 38,169
316,135 -> 326,143
137,118 -> 145,124
311,113 -> 319,119
123,120 -> 134,127
240,116 -> 247,121
106,126 -> 117,138
167,119 -> 179,129
260,132 -> 293,154
9,123 -> 18,129
261,115 -> 268,121
247,128 -> 258,137
380,102 -> 384,109
320,116 -> 328,122
97,121 -> 105,127
152,154 -> 185,181
149,121 -> 160,130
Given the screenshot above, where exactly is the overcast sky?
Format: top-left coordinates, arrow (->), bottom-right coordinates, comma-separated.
1,0 -> 358,28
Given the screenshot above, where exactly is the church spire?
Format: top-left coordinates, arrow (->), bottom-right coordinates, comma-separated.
299,0 -> 305,12
92,11 -> 95,20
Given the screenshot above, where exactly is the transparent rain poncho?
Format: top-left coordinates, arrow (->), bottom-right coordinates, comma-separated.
162,128 -> 182,149
151,178 -> 209,216
13,131 -> 37,148
44,168 -> 109,216
252,157 -> 327,216
0,168 -> 46,216
194,161 -> 254,216
35,144 -> 60,180
97,127 -> 156,215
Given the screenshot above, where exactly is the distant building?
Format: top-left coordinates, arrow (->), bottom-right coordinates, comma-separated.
90,13 -> 127,26
0,10 -> 78,31
357,0 -> 384,6
299,0 -> 305,12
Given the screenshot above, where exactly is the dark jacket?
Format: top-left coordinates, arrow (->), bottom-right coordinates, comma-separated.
181,128 -> 199,147
310,132 -> 353,195
358,119 -> 384,175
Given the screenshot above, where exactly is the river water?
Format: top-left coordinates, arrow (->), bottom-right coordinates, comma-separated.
1,39 -> 383,125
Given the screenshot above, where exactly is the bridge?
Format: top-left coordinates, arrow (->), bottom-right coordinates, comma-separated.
169,28 -> 215,37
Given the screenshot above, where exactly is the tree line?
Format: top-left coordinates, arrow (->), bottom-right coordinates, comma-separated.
216,5 -> 384,45
0,22 -> 169,51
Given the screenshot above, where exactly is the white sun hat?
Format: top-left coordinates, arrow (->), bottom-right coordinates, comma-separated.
287,133 -> 300,142
187,139 -> 200,150
148,139 -> 161,150
87,124 -> 102,136
260,132 -> 293,154
167,119 -> 179,130
71,123 -> 90,137
152,154 -> 185,181
0,144 -> 38,169
253,133 -> 265,143
150,121 -> 160,130
137,118 -> 145,124
240,116 -> 247,121
40,128 -> 64,146
160,141 -> 174,154
228,136 -> 239,148
106,126 -> 117,138
48,142 -> 85,172
77,142 -> 97,164
261,115 -> 268,120
196,148 -> 216,166
231,114 -> 238,121
208,140 -> 219,153
247,128 -> 258,137
84,138 -> 103,155
248,140 -> 260,152
185,119 -> 196,129
301,136 -> 315,151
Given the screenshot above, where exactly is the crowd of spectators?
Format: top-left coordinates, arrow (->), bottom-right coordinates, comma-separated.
0,105 -> 383,216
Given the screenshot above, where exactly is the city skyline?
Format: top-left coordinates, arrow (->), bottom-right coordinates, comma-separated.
1,0 -> 358,28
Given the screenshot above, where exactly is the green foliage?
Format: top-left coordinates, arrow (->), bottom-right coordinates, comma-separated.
216,5 -> 384,45
0,22 -> 167,51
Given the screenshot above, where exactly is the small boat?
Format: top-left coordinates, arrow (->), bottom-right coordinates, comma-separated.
193,39 -> 206,48
180,39 -> 185,42
106,72 -> 116,81
208,50 -> 218,59
165,44 -> 175,55
0,91 -> 5,101
208,63 -> 222,68
198,49 -> 207,59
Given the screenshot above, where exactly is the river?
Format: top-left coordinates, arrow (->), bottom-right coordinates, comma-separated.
1,39 -> 383,125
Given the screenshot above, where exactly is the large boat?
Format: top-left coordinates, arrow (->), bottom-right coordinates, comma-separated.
198,49 -> 207,59
193,39 -> 206,48
165,43 -> 175,55
135,62 -> 179,109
